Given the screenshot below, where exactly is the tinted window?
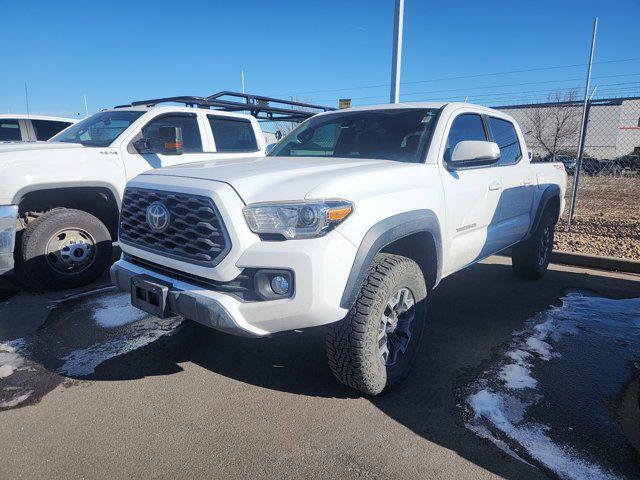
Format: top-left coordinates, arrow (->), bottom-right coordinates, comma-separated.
270,108 -> 439,163
208,116 -> 258,152
0,119 -> 21,141
446,114 -> 487,161
32,120 -> 73,140
142,115 -> 202,153
488,117 -> 521,166
51,111 -> 144,147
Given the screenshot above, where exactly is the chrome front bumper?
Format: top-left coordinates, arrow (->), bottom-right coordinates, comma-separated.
0,205 -> 18,275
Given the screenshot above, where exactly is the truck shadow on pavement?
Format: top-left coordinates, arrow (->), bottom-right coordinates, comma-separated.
3,259 -> 639,479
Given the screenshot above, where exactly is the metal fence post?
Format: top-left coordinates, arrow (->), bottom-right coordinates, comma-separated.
568,17 -> 598,228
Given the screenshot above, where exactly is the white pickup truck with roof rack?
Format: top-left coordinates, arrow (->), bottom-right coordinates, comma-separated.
0,92 -> 332,289
111,101 -> 567,395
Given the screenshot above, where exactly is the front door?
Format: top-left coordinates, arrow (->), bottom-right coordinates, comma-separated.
122,113 -> 209,179
439,112 -> 503,275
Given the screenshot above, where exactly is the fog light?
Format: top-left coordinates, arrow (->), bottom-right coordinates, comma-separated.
254,269 -> 294,300
271,275 -> 290,295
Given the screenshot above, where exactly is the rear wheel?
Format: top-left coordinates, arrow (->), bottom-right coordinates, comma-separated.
512,211 -> 555,280
16,208 -> 112,291
326,253 -> 427,396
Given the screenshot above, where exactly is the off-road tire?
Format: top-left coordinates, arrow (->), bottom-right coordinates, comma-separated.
512,211 -> 556,280
326,253 -> 427,396
16,208 -> 112,291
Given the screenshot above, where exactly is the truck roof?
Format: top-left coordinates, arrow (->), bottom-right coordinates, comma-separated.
0,114 -> 78,122
102,104 -> 260,122
314,101 -> 516,120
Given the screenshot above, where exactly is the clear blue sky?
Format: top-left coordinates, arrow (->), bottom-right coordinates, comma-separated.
1,0 -> 639,118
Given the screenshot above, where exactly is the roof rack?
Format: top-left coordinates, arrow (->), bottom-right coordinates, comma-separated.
116,91 -> 334,122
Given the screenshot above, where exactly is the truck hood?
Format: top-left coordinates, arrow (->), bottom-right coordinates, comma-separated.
0,141 -> 85,154
141,156 -> 417,204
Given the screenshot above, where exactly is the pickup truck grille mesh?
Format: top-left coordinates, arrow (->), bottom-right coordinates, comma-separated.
119,188 -> 230,267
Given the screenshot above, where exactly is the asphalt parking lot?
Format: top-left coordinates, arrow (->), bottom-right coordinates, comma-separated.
0,256 -> 639,480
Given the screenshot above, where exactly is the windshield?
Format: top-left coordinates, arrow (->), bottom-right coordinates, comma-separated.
270,108 -> 439,162
50,111 -> 145,147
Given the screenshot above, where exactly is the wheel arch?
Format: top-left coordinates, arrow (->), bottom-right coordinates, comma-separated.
339,210 -> 442,310
15,184 -> 121,239
526,184 -> 561,240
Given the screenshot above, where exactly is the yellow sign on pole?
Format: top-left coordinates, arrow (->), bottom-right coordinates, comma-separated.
338,99 -> 351,109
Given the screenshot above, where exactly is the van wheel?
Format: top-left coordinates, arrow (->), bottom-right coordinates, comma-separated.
16,208 -> 112,291
326,253 -> 427,396
512,211 -> 555,280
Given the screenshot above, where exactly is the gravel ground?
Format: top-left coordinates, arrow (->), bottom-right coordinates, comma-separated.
557,175 -> 640,260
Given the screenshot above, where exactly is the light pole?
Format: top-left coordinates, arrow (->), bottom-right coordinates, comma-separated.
568,17 -> 598,228
389,0 -> 404,103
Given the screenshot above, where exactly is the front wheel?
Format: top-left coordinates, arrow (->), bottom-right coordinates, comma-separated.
16,208 -> 112,291
326,253 -> 427,396
512,211 -> 556,280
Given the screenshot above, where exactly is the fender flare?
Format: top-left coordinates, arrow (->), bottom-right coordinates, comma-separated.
526,184 -> 561,239
340,209 -> 442,310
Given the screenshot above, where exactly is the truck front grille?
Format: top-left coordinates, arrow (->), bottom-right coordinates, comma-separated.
119,188 -> 230,267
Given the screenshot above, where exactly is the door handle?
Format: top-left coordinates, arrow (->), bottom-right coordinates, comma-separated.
488,181 -> 502,191
523,178 -> 532,185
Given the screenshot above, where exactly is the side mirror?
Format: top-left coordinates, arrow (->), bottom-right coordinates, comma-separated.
266,143 -> 277,155
157,126 -> 183,155
449,140 -> 500,168
133,126 -> 183,155
132,138 -> 151,152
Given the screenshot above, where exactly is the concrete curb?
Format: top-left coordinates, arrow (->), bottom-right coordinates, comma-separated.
549,251 -> 640,274
498,250 -> 640,274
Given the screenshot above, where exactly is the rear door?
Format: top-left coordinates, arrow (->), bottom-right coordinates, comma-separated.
30,119 -> 74,141
206,114 -> 263,159
0,118 -> 25,141
438,111 -> 503,275
487,116 -> 534,246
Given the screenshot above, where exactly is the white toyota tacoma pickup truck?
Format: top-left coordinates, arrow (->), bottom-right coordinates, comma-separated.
0,92 -> 329,290
111,102 -> 566,395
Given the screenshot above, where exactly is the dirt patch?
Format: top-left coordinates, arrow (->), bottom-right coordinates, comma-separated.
559,175 -> 640,260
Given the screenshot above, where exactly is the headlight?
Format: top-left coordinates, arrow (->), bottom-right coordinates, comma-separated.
243,199 -> 353,239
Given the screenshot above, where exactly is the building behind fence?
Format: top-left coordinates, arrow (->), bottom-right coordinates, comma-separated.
496,96 -> 639,261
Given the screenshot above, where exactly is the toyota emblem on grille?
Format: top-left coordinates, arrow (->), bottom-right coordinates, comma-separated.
146,202 -> 171,233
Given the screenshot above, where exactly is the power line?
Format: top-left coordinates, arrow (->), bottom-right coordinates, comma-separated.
316,80 -> 640,107
274,57 -> 640,98
314,73 -> 640,103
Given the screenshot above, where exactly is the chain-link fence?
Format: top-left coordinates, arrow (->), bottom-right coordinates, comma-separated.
498,96 -> 640,260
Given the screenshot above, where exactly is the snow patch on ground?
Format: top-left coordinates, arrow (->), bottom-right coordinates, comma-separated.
0,390 -> 33,408
0,339 -> 34,409
464,294 -> 635,480
58,317 -> 182,376
91,292 -> 148,328
498,363 -> 537,389
0,339 -> 27,379
468,389 -> 620,480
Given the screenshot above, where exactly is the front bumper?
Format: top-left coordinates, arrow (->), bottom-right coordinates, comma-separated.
0,205 -> 18,275
111,228 -> 357,336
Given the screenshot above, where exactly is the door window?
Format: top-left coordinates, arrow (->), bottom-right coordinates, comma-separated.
487,117 -> 522,166
207,116 -> 258,152
0,119 -> 21,141
445,114 -> 487,162
32,120 -> 73,140
142,115 -> 203,153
